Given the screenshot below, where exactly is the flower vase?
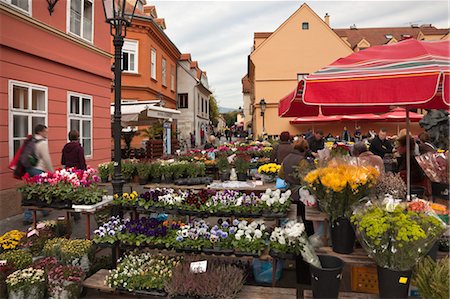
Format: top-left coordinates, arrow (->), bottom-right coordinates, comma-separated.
377,266 -> 412,299
331,217 -> 355,254
309,255 -> 344,299
261,174 -> 275,183
49,280 -> 83,299
8,284 -> 45,299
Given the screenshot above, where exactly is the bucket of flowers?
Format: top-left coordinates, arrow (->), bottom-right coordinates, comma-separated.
232,219 -> 267,257
6,268 -> 45,299
59,240 -> 93,274
351,197 -> 446,299
304,162 -> 379,254
0,230 -> 25,253
258,163 -> 281,183
47,265 -> 85,299
98,162 -> 112,183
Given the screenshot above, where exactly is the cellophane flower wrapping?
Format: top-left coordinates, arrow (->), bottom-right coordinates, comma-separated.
415,152 -> 448,183
304,158 -> 380,223
352,196 -> 446,271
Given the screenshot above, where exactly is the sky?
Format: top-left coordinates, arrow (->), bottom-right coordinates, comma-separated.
153,0 -> 449,109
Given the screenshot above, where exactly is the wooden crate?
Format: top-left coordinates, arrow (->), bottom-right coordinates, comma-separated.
351,265 -> 379,294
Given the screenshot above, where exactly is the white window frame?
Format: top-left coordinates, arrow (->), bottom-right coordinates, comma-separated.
8,80 -> 48,159
2,0 -> 32,15
151,48 -> 157,80
122,39 -> 139,73
67,92 -> 93,158
170,65 -> 175,91
66,0 -> 94,43
162,58 -> 167,86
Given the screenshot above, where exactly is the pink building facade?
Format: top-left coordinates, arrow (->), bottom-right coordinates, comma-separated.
0,0 -> 112,219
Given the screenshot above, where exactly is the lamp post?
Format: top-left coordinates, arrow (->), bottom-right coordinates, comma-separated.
102,0 -> 139,199
259,99 -> 266,135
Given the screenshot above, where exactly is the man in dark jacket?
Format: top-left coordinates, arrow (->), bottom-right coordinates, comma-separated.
418,132 -> 436,155
270,131 -> 293,163
61,130 -> 86,170
369,128 -> 393,158
307,130 -> 325,157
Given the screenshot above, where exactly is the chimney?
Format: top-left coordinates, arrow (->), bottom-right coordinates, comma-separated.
324,13 -> 330,26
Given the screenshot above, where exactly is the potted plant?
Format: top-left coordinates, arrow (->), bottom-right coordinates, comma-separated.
0,250 -> 32,270
6,268 -> 45,299
122,161 -> 136,183
0,230 -> 25,252
305,163 -> 379,254
60,240 -> 93,274
216,155 -> 231,182
351,198 -> 446,298
232,220 -> 267,256
136,163 -> 150,185
257,163 -> 281,183
161,164 -> 174,183
234,154 -> 250,181
149,162 -> 162,183
48,265 -> 85,299
414,256 -> 449,299
97,162 -> 111,183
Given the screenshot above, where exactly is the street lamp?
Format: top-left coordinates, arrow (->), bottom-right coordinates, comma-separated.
259,99 -> 266,135
102,0 -> 139,199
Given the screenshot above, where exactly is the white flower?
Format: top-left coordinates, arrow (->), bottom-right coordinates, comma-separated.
254,229 -> 262,239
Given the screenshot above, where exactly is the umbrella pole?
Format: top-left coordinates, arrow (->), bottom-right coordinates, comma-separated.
406,109 -> 411,200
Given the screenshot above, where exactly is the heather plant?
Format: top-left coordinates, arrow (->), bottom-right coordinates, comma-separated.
165,259 -> 246,299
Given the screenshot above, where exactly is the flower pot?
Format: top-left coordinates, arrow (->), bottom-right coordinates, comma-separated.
138,177 -> 148,185
377,266 -> 412,299
237,173 -> 247,181
261,174 -> 275,183
220,172 -> 230,182
151,177 -> 161,183
309,255 -> 344,299
331,218 -> 355,254
49,280 -> 83,299
8,284 -> 45,299
100,177 -> 109,183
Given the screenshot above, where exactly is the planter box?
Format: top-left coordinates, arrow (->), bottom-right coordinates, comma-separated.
72,196 -> 113,213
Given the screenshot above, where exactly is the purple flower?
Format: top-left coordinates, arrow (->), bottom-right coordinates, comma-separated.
233,219 -> 240,226
221,232 -> 228,239
229,227 -> 237,235
222,221 -> 229,229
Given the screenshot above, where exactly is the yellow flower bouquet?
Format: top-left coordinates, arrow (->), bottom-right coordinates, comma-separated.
0,230 -> 25,252
304,164 -> 379,222
258,163 -> 281,183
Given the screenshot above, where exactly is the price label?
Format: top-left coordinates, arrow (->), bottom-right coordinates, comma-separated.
36,223 -> 45,229
58,216 -> 65,221
254,180 -> 263,186
27,229 -> 39,238
190,260 -> 207,274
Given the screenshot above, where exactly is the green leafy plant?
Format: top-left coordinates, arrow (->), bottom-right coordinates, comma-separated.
122,161 -> 137,181
136,163 -> 151,179
234,154 -> 251,174
414,256 -> 449,299
98,162 -> 111,180
149,162 -> 162,180
216,155 -> 231,174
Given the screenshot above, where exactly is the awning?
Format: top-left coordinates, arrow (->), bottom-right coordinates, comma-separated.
379,107 -> 423,122
110,101 -> 181,126
290,114 -> 342,124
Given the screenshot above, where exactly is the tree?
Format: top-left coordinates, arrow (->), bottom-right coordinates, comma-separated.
209,95 -> 220,127
223,111 -> 238,127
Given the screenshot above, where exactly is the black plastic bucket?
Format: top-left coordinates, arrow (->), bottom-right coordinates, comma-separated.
377,266 -> 412,299
331,218 -> 355,254
310,255 -> 344,299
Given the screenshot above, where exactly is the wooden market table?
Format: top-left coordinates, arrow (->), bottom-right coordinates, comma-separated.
83,269 -> 297,299
22,197 -> 113,239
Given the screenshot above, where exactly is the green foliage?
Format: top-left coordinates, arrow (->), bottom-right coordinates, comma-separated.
414,256 -> 449,299
98,162 -> 112,179
136,163 -> 151,179
223,111 -> 238,127
121,161 -> 137,180
216,155 -> 230,173
149,162 -> 162,179
209,95 -> 220,126
234,154 -> 251,174
141,123 -> 163,140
